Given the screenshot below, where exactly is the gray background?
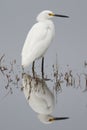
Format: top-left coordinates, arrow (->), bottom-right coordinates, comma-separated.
0,0 -> 87,130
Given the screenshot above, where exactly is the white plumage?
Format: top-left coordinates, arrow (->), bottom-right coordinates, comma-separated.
21,10 -> 69,67
22,10 -> 55,67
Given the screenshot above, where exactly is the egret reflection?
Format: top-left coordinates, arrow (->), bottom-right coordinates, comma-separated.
22,73 -> 69,124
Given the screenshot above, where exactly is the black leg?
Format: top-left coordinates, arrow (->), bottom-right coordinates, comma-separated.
22,65 -> 24,79
41,57 -> 44,79
32,61 -> 35,78
22,65 -> 24,72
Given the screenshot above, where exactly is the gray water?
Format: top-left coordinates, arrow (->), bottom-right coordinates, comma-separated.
0,0 -> 87,130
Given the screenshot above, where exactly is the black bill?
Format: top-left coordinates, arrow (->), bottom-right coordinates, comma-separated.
54,14 -> 69,18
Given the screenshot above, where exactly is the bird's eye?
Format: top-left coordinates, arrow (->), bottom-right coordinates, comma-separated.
48,13 -> 54,16
49,118 -> 54,122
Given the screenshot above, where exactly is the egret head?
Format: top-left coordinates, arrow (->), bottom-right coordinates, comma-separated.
38,114 -> 69,124
37,10 -> 69,21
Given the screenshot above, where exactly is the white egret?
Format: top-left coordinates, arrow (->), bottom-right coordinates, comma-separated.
22,73 -> 69,124
21,10 -> 69,75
